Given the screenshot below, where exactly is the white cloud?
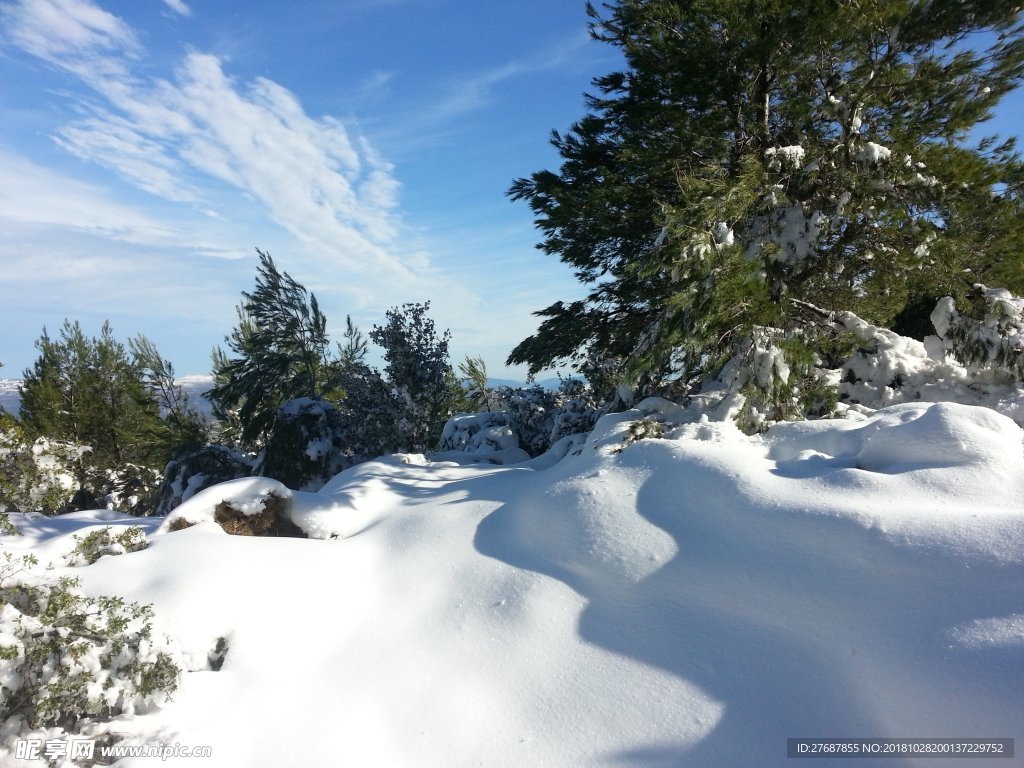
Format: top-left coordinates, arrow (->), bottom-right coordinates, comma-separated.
2,0 -> 412,278
0,0 -> 139,76
160,0 -> 191,16
0,148 -> 243,257
54,115 -> 203,203
429,31 -> 593,123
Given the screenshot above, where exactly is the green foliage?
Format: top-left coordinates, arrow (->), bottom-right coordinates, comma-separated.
931,287 -> 1024,378
0,511 -> 18,536
509,0 -> 1024,422
210,255 -> 461,461
67,526 -> 148,567
617,416 -> 665,452
0,412 -> 79,516
130,335 -> 209,455
458,355 -> 493,411
209,249 -> 337,448
370,302 -> 456,452
0,553 -> 180,730
487,380 -> 604,456
20,321 -> 163,469
337,314 -> 370,371
17,321 -> 170,511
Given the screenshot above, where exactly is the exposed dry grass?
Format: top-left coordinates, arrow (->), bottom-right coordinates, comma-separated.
212,493 -> 306,538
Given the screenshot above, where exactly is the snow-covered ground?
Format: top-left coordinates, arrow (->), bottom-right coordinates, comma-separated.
2,399 -> 1022,767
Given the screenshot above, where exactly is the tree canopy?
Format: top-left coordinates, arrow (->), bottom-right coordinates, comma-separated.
509,0 -> 1024,414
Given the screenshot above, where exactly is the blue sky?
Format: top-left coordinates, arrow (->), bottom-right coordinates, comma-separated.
0,0 -> 615,378
1,1 -> 1022,382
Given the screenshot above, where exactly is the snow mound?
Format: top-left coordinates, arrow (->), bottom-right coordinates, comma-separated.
158,477 -> 293,531
3,399 -> 1023,767
767,401 -> 1022,473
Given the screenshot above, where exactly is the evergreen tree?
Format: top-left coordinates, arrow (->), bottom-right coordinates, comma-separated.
18,321 -> 166,509
509,0 -> 1024,419
129,335 -> 209,454
458,355 -> 493,411
209,249 -> 336,447
370,302 -> 456,452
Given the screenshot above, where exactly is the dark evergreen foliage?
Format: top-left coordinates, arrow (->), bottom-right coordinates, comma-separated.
509,0 -> 1024,409
209,249 -> 336,447
370,302 -> 458,452
17,321 -> 172,511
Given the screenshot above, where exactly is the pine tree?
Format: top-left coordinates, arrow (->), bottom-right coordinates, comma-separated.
18,321 -> 166,509
509,0 -> 1024,418
129,335 -> 209,454
209,249 -> 336,447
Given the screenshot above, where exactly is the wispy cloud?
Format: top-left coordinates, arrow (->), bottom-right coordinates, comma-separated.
160,0 -> 191,17
1,0 -> 411,277
429,31 -> 594,123
0,148 -> 243,257
0,0 -> 139,75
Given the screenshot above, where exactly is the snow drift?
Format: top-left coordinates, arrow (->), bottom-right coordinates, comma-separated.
1,401 -> 1022,767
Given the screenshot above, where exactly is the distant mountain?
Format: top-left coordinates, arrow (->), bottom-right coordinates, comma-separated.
0,374 -> 570,419
488,378 -> 570,391
0,380 -> 21,416
0,376 -> 217,420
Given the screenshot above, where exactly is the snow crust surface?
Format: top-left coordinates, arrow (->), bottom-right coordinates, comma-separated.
2,401 -> 1022,767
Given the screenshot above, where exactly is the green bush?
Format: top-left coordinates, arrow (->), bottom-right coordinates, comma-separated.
0,553 -> 180,730
66,526 -> 148,567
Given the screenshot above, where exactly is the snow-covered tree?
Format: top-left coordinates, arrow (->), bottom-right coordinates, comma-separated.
370,302 -> 457,452
17,321 -> 168,510
509,0 -> 1024,424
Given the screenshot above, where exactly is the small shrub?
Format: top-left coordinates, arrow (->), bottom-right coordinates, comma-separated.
67,526 -> 148,567
0,553 -> 181,730
0,415 -> 79,515
0,511 -> 18,536
213,494 -> 304,538
617,417 -> 666,452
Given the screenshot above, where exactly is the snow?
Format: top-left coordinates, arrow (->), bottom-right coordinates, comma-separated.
745,204 -> 829,264
855,141 -> 892,164
764,145 -> 806,171
2,399 -> 1022,767
836,308 -> 1024,425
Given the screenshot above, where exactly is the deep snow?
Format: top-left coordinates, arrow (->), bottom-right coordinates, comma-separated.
1,400 -> 1023,767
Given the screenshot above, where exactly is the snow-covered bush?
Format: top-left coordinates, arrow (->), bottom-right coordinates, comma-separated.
151,444 -> 256,516
436,412 -> 529,464
330,362 -> 404,462
95,463 -> 164,516
930,286 -> 1024,379
0,553 -> 181,731
0,416 -> 78,515
459,379 -> 604,458
255,397 -> 356,492
66,526 -> 147,567
688,295 -> 1024,432
616,416 -> 666,452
